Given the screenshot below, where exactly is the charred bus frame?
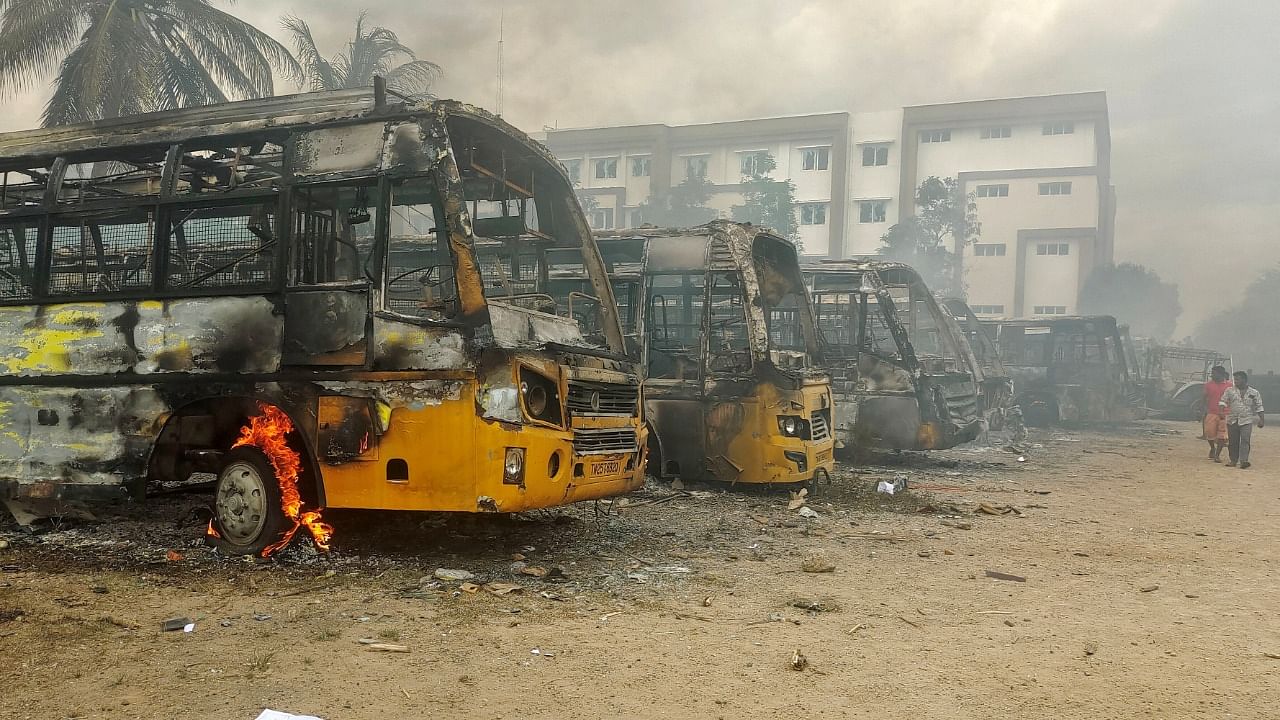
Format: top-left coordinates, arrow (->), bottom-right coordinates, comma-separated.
940,297 -> 1014,430
578,223 -> 835,489
0,87 -> 645,554
983,315 -> 1144,426
804,262 -> 984,453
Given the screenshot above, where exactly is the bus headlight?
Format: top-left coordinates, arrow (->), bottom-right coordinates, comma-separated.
525,385 -> 549,416
778,416 -> 802,437
519,368 -> 562,425
503,447 -> 525,484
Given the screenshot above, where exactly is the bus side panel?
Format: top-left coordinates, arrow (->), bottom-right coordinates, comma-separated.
646,397 -> 707,480
0,298 -> 284,378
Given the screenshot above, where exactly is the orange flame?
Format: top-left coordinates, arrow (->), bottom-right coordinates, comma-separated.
232,403 -> 334,557
206,519 -> 221,540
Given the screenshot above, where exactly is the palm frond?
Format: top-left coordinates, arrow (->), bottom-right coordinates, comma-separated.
0,0 -> 94,94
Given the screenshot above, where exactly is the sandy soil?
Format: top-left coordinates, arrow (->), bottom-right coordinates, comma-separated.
1,420 -> 1278,719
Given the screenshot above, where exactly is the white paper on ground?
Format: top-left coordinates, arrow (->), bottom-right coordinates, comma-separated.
255,711 -> 325,720
876,480 -> 896,495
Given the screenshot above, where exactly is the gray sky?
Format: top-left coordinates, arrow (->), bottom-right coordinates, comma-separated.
2,0 -> 1275,335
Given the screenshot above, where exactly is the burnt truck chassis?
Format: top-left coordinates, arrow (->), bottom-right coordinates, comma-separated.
806,262 -> 985,454
987,316 -> 1145,427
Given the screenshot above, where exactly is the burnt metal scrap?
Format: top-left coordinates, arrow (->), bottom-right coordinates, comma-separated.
981,315 -> 1145,427
0,86 -> 645,533
803,261 -> 985,453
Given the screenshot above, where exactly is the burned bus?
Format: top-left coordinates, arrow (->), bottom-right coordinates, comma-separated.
1140,345 -> 1230,419
0,87 -> 645,555
570,222 -> 835,490
940,297 -> 1014,429
804,262 -> 984,453
982,316 -> 1144,426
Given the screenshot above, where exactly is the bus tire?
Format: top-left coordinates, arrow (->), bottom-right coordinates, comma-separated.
210,447 -> 290,557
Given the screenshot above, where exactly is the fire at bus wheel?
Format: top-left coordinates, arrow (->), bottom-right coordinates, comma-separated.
210,447 -> 289,556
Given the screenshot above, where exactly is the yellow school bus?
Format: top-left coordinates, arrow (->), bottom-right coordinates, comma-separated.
568,223 -> 834,491
0,86 -> 644,555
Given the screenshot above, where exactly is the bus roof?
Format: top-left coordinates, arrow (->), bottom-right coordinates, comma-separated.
0,88 -> 560,179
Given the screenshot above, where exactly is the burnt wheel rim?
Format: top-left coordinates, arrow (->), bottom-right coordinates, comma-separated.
215,461 -> 269,545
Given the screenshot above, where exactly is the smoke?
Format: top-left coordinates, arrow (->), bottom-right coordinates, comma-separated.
0,0 -> 1275,335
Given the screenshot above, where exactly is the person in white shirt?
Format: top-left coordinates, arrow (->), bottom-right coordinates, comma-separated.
1219,370 -> 1265,469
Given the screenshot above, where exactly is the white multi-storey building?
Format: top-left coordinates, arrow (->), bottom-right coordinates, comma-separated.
544,92 -> 1114,318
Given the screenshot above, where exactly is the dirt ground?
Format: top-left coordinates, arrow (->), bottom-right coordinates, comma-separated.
1,419 -> 1278,719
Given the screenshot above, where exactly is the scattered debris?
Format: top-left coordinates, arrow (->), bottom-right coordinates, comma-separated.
917,550 -> 932,558
366,643 -> 410,653
791,598 -> 837,613
897,615 -> 921,628
975,504 -> 1021,516
789,648 -> 808,671
484,582 -> 524,596
254,613 -> 272,622
984,570 -> 1027,583
515,564 -> 548,578
165,549 -> 184,562
459,582 -> 480,594
1084,642 -> 1099,656
1263,652 -> 1280,660
1003,619 -> 1016,627
434,568 -> 474,582
255,710 -> 325,720
702,596 -> 713,607
797,507 -> 820,520
1139,584 -> 1160,593
600,611 -> 624,622
800,550 -> 836,573
161,617 -> 191,632
787,489 -> 809,510
940,521 -> 972,530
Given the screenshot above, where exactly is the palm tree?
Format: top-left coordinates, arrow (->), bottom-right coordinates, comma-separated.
283,12 -> 441,98
0,0 -> 301,126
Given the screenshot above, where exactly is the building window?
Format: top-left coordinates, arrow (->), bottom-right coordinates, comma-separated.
564,159 -> 582,184
1036,243 -> 1070,256
800,203 -> 828,225
858,200 -> 887,223
593,157 -> 618,180
1039,181 -> 1072,196
684,155 -> 709,181
1043,121 -> 1075,135
739,151 -> 769,177
1033,305 -> 1068,315
980,126 -> 1012,139
920,129 -> 951,143
590,207 -> 615,230
801,147 -> 830,171
861,145 -> 888,166
976,184 -> 1009,198
971,305 -> 1005,315
973,243 -> 1006,257
627,208 -> 645,228
630,156 -> 651,177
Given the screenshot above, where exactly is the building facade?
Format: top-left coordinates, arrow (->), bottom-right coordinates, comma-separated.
544,92 -> 1114,318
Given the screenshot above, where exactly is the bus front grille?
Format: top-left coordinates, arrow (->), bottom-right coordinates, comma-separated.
572,427 -> 639,456
810,410 -> 831,442
567,380 -> 639,416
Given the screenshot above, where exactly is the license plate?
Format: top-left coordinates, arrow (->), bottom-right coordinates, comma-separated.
816,449 -> 832,464
591,460 -> 621,476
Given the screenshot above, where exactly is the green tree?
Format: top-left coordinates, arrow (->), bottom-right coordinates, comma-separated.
283,12 -> 440,97
637,176 -> 718,228
731,153 -> 799,244
0,0 -> 300,126
1079,262 -> 1182,341
1195,266 -> 1280,371
878,176 -> 979,294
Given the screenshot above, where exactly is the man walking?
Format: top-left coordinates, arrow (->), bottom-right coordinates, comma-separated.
1202,365 -> 1231,462
1219,370 -> 1265,469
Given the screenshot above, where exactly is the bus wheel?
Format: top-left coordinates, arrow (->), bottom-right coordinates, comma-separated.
211,447 -> 289,557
